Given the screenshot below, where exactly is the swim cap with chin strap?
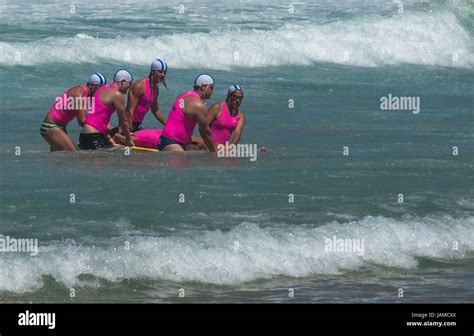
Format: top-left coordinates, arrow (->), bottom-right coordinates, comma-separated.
114,69 -> 133,82
88,72 -> 107,85
150,59 -> 168,89
151,59 -> 168,71
194,74 -> 214,87
194,74 -> 214,102
227,84 -> 243,95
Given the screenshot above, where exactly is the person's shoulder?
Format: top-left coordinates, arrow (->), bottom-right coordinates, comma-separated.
185,93 -> 202,104
68,85 -> 85,96
209,102 -> 222,110
186,96 -> 207,112
110,87 -> 124,99
134,78 -> 146,86
132,78 -> 146,91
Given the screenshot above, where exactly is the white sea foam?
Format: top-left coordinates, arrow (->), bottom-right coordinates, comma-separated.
1,6 -> 472,69
1,215 -> 472,293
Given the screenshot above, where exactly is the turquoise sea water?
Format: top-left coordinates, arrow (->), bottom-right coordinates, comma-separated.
0,0 -> 473,302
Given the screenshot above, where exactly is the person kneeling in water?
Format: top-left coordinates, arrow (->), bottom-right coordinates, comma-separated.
193,84 -> 267,152
157,74 -> 215,152
110,127 -> 203,150
79,70 -> 133,150
207,84 -> 246,145
126,58 -> 168,132
41,73 -> 106,151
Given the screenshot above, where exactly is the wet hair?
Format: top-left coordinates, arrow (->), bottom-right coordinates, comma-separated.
108,127 -> 120,136
149,71 -> 168,90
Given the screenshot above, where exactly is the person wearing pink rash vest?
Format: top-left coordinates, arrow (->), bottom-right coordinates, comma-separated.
110,127 -> 162,149
79,69 -> 134,150
207,84 -> 246,146
126,58 -> 168,132
157,74 -> 216,152
110,127 -> 204,150
40,73 -> 106,152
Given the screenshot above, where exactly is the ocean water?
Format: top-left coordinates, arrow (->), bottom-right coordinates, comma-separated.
0,0 -> 473,303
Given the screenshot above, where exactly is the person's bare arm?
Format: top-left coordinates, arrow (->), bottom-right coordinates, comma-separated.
113,132 -> 127,145
68,87 -> 87,127
76,109 -> 87,127
126,81 -> 143,128
206,102 -> 220,125
205,102 -> 221,138
196,111 -> 215,152
151,98 -> 167,125
191,136 -> 206,150
107,134 -> 117,145
186,99 -> 215,152
107,127 -> 125,145
230,112 -> 246,145
112,92 -> 133,145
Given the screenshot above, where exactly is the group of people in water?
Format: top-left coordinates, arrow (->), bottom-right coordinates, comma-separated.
41,58 -> 246,152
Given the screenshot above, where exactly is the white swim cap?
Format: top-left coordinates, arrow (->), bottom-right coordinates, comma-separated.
114,69 -> 133,82
194,74 -> 214,87
151,59 -> 168,71
228,84 -> 243,95
88,72 -> 107,85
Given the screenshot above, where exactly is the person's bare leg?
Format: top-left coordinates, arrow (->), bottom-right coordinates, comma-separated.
42,128 -> 78,152
184,143 -> 199,151
190,136 -> 207,150
162,144 -> 184,152
113,132 -> 127,145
